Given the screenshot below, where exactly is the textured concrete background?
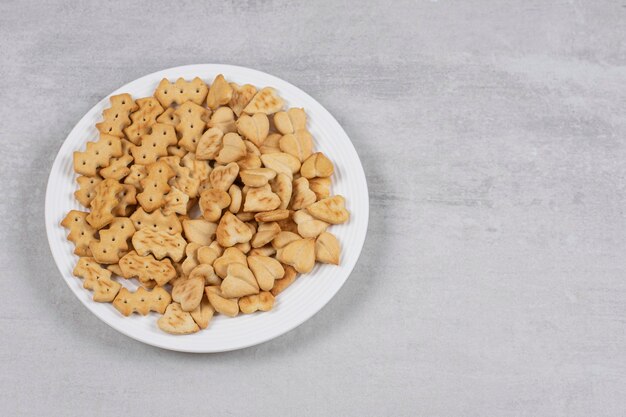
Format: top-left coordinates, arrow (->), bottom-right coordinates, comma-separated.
1,0 -> 625,415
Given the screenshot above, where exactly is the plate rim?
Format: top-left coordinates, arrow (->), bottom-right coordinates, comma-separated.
45,64 -> 369,353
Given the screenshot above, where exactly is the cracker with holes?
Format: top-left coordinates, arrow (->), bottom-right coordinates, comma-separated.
118,250 -> 176,286
75,175 -> 102,207
113,286 -> 171,316
154,77 -> 208,107
124,97 -> 164,144
95,93 -> 138,138
131,123 -> 177,165
176,101 -> 210,152
89,217 -> 135,264
137,160 -> 175,212
132,228 -> 186,262
61,210 -> 97,256
130,207 -> 182,234
73,257 -> 121,302
73,134 -> 123,177
124,164 -> 147,191
87,178 -> 125,229
160,156 -> 200,198
63,74 -> 351,336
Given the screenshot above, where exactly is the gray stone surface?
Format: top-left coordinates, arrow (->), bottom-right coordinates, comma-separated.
1,0 -> 625,415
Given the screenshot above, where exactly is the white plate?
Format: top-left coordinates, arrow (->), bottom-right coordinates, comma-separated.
45,64 -> 369,352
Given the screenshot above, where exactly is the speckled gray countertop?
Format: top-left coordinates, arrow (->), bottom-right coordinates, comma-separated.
1,1 -> 625,415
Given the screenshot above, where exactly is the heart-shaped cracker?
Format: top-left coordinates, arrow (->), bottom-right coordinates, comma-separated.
213,246 -> 247,278
248,255 -> 285,291
221,263 -> 259,298
306,195 -> 350,224
251,221 -> 281,248
244,184 -> 281,212
290,177 -> 317,210
208,106 -> 237,134
244,87 -> 284,115
272,231 -> 301,249
228,82 -> 257,117
72,257 -> 122,302
206,74 -> 233,109
175,101 -> 210,152
182,219 -> 217,246
89,217 -> 135,264
181,242 -> 201,276
199,189 -> 231,222
293,209 -> 329,238
119,250 -> 177,286
189,264 -> 220,286
254,209 -> 290,223
260,152 -> 301,179
196,127 -> 223,161
216,133 -> 246,164
96,93 -> 138,138
210,162 -> 240,191
112,286 -> 171,316
124,97 -> 164,144
155,77 -> 208,107
61,210 -> 97,256
249,245 -> 276,257
276,238 -> 316,273
137,160 -> 175,212
237,152 -> 262,171
279,130 -> 313,162
273,108 -> 307,135
205,286 -> 239,317
300,152 -> 334,179
190,295 -> 215,329
172,276 -> 205,311
239,291 -> 275,314
270,173 -> 293,210
308,177 -> 331,200
157,302 -> 200,335
315,231 -> 340,265
216,212 -> 253,247
240,168 -> 276,187
237,113 -> 269,147
275,214 -> 299,234
260,133 -> 282,155
132,228 -> 187,262
228,184 -> 242,213
197,241 -> 224,266
270,264 -> 298,296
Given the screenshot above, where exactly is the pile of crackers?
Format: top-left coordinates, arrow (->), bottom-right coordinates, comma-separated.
61,74 -> 349,335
